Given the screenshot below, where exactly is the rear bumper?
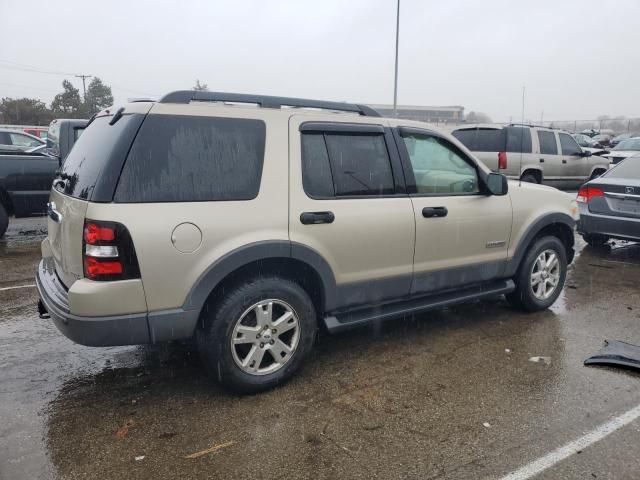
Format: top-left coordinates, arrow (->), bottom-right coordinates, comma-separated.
577,209 -> 640,241
36,257 -> 151,346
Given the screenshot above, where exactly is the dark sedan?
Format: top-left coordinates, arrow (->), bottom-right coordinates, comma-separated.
577,155 -> 640,246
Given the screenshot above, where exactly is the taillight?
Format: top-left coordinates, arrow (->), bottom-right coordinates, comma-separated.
83,220 -> 140,281
576,186 -> 604,203
498,151 -> 507,169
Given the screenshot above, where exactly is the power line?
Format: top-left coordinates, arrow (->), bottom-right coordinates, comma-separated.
0,58 -> 159,98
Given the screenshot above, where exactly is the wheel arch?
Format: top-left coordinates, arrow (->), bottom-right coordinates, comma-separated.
520,169 -> 543,184
184,241 -> 337,327
506,213 -> 575,277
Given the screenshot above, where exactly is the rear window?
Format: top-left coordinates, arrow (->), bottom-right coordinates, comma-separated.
301,131 -> 395,197
606,157 -> 640,178
56,115 -> 142,200
506,127 -> 532,153
114,115 -> 266,203
452,128 -> 505,152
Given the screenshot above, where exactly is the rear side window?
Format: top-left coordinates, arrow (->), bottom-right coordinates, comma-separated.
506,127 -> 532,153
301,131 -> 395,197
452,128 -> 505,152
538,131 -> 558,155
115,115 -> 266,203
301,133 -> 334,197
559,133 -> 582,156
325,134 -> 394,196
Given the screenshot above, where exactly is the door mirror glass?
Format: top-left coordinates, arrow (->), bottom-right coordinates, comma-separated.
486,172 -> 508,196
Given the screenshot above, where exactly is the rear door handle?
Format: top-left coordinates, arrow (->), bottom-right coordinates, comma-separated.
422,206 -> 448,218
300,211 -> 335,225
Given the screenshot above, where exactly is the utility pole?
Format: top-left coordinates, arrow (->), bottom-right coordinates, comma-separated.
393,0 -> 400,116
75,74 -> 92,101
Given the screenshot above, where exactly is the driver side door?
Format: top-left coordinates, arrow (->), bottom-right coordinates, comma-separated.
395,127 -> 513,295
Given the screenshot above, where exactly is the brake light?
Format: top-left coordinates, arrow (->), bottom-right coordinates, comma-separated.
82,220 -> 140,281
84,223 -> 116,244
576,186 -> 604,203
498,151 -> 507,169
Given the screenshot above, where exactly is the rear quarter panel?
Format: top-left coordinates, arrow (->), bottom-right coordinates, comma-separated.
86,104 -> 291,313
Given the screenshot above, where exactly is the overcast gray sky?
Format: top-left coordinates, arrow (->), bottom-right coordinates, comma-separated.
1,0 -> 639,122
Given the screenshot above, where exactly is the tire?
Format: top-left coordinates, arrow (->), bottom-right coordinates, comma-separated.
196,276 -> 317,394
582,233 -> 609,247
521,173 -> 539,184
0,204 -> 8,239
506,235 -> 567,312
589,170 -> 605,180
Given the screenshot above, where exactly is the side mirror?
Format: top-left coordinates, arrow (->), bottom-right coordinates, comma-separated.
581,150 -> 592,157
486,172 -> 508,196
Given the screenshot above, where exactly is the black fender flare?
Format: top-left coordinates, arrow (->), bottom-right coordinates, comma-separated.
505,212 -> 576,277
182,240 -> 338,315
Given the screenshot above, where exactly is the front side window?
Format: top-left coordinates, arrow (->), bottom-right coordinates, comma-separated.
559,133 -> 582,156
538,130 -> 558,155
401,133 -> 479,195
115,115 -> 266,203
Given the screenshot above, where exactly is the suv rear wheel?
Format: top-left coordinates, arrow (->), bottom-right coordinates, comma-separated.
521,173 -> 539,184
506,236 -> 567,312
197,276 -> 317,393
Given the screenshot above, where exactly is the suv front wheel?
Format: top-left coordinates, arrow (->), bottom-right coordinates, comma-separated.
506,236 -> 567,312
197,276 -> 317,393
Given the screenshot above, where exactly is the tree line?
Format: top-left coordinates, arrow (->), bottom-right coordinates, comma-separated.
0,77 -> 114,126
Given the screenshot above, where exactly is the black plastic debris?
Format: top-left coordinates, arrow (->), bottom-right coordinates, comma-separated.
584,340 -> 640,370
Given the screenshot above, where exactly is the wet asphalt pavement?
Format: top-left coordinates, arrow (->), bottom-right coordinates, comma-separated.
2,217 -> 640,479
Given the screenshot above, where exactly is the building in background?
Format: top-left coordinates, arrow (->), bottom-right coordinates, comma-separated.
368,104 -> 465,123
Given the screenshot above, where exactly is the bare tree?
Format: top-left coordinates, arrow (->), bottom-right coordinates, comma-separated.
193,80 -> 209,91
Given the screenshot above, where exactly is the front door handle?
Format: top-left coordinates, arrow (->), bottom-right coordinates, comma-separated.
539,158 -> 545,163
300,211 -> 335,225
422,206 -> 448,218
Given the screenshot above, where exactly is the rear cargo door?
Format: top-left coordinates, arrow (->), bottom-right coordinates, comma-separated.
48,109 -> 149,288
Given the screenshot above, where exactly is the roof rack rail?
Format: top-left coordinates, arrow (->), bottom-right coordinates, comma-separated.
508,122 -> 550,129
158,90 -> 380,117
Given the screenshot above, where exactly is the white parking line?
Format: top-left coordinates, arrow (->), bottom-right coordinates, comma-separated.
497,403 -> 640,480
0,284 -> 36,291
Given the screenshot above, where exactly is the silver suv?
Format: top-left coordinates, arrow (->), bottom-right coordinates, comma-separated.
452,124 -> 609,189
37,91 -> 578,393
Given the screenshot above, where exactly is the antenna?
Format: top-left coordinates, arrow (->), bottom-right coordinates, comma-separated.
519,86 -> 525,187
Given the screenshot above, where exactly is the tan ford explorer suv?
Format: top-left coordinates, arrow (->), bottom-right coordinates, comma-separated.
451,124 -> 609,189
37,91 -> 578,393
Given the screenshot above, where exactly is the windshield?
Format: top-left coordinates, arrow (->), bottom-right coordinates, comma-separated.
613,138 -> 640,150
